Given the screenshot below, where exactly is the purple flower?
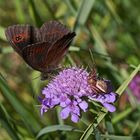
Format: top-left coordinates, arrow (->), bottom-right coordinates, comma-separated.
129,73 -> 140,101
60,100 -> 80,122
89,92 -> 117,112
39,67 -> 117,123
88,79 -> 117,112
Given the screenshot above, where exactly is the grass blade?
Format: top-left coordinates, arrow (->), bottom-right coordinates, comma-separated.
28,0 -> 43,26
73,0 -> 95,31
116,64 -> 140,95
37,125 -> 80,138
14,0 -> 25,23
0,26 -> 6,41
0,74 -> 41,134
0,103 -> 20,140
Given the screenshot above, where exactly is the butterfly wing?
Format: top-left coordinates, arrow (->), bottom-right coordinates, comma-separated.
40,21 -> 70,43
22,32 -> 75,72
45,32 -> 76,66
6,21 -> 76,76
22,42 -> 51,72
5,25 -> 39,56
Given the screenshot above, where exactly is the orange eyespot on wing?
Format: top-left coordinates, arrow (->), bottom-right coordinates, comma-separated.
5,24 -> 38,56
12,33 -> 28,43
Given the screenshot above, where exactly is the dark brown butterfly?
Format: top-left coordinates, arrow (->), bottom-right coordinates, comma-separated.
5,21 -> 76,80
88,68 -> 108,95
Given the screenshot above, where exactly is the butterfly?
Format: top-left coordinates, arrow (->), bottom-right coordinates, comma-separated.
88,68 -> 108,95
5,21 -> 76,80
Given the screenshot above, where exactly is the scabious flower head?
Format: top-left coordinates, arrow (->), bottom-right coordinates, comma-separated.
88,79 -> 117,112
129,73 -> 140,101
39,67 -> 117,123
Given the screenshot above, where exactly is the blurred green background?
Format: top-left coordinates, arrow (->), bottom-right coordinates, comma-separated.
0,0 -> 140,139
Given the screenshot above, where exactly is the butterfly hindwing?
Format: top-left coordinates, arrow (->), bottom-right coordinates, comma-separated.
22,42 -> 51,72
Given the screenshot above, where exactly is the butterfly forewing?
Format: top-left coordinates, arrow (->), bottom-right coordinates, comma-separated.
40,21 -> 70,43
5,25 -> 39,56
45,32 -> 76,66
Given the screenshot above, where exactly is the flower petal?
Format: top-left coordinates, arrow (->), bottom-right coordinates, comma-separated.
106,92 -> 117,102
60,107 -> 70,119
102,103 -> 116,112
40,105 -> 48,116
89,92 -> 117,103
79,101 -> 88,112
72,105 -> 80,116
71,114 -> 79,123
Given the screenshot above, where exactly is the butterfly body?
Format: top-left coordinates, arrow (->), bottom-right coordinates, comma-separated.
5,21 -> 76,80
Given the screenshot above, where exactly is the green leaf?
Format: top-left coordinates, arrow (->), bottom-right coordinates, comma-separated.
116,63 -> 140,95
37,125 -> 81,138
0,74 -> 41,134
0,47 -> 13,54
79,122 -> 94,140
0,26 -> 6,41
101,135 -> 140,140
112,107 -> 133,124
105,0 -> 122,24
64,0 -> 76,15
74,0 -> 95,31
88,24 -> 108,55
105,115 -> 114,134
0,103 -> 20,140
14,0 -> 26,23
28,0 -> 43,26
69,46 -> 80,51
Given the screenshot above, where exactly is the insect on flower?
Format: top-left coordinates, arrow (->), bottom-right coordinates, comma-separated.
88,68 -> 108,95
39,67 -> 117,122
